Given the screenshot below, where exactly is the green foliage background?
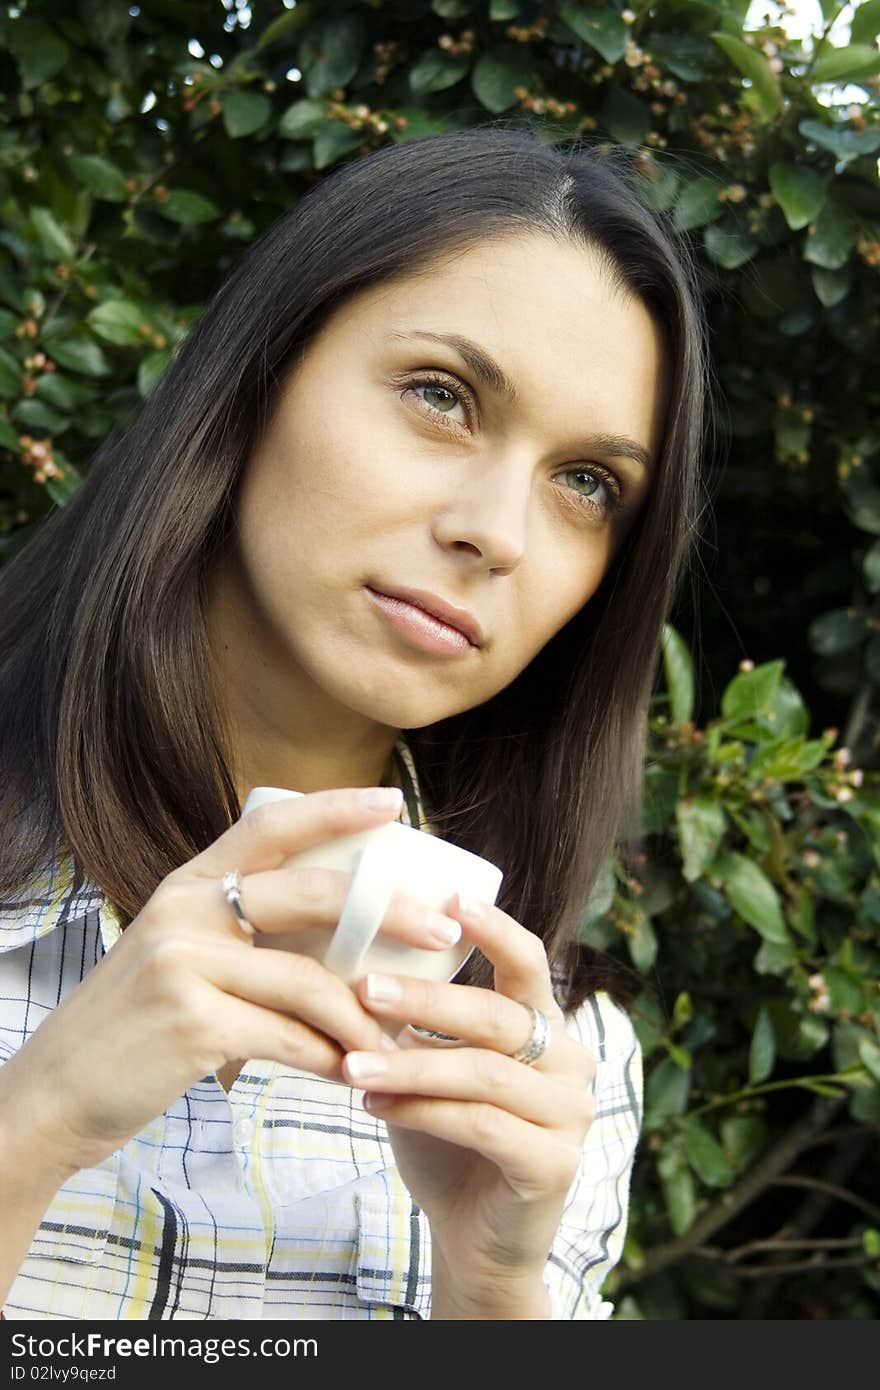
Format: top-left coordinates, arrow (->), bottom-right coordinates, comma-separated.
1,0 -> 878,1318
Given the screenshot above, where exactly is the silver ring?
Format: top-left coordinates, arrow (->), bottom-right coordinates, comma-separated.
221,869 -> 256,937
405,1024 -> 465,1047
510,1004 -> 551,1066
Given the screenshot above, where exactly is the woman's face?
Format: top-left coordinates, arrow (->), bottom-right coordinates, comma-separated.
212,231 -> 666,752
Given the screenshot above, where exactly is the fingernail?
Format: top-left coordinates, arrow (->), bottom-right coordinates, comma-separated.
346,1052 -> 388,1081
424,912 -> 462,947
365,973 -> 402,1004
361,786 -> 404,812
457,893 -> 485,922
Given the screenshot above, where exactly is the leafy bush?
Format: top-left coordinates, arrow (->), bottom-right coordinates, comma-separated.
591,630 -> 880,1318
1,0 -> 878,1317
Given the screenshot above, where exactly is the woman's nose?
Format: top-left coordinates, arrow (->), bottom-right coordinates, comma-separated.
432,456 -> 531,571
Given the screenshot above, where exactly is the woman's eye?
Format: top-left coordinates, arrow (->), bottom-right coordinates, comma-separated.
556,467 -> 625,517
406,377 -> 471,430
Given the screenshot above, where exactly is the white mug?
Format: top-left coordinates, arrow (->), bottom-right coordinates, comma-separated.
241,786 -> 503,989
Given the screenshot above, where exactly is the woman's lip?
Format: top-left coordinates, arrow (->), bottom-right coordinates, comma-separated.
365,587 -> 476,656
366,584 -> 484,646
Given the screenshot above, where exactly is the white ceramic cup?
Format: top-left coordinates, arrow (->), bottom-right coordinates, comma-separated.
240,786 -> 503,989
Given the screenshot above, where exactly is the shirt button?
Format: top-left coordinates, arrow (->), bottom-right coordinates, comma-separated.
233,1116 -> 256,1146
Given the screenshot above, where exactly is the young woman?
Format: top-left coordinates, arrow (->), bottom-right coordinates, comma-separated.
0,123 -> 708,1320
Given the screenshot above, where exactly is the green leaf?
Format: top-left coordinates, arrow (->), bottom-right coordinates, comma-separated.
721,660 -> 784,722
254,2 -> 316,52
824,966 -> 866,1015
799,118 -> 880,164
851,0 -> 880,43
490,0 -> 520,18
754,939 -> 798,976
0,415 -> 21,451
767,1002 -> 828,1061
769,164 -> 826,232
672,992 -> 693,1030
681,1117 -> 735,1188
627,915 -> 658,973
808,608 -> 865,655
634,159 -> 679,214
12,398 -> 68,433
157,190 -> 221,226
0,348 -> 21,398
720,1115 -> 768,1171
764,675 -> 809,738
710,33 -> 782,121
645,1056 -> 691,1126
44,455 -> 83,506
665,1041 -> 692,1069
33,373 -> 96,411
749,1005 -> 776,1084
30,208 -> 76,263
704,222 -> 758,270
559,6 -> 628,63
68,155 -> 128,202
301,14 -> 365,99
41,334 -> 112,378
7,20 -> 70,90
86,300 -> 151,347
657,1139 -> 698,1235
409,51 -> 470,95
222,91 -> 272,139
471,45 -> 533,113
804,201 -> 857,271
673,176 -> 724,233
676,796 -> 728,884
433,0 -> 471,14
313,123 -> 362,169
863,1228 -> 880,1257
279,98 -> 329,139
749,736 -> 829,779
864,540 -> 880,594
641,764 -> 679,837
712,851 -> 790,944
648,32 -> 714,82
600,87 -> 650,146
811,44 -> 880,85
810,264 -> 853,308
137,348 -> 173,399
858,1037 -> 880,1083
660,623 -> 694,723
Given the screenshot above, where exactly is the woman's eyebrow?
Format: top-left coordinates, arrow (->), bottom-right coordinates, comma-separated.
388,327 -> 653,476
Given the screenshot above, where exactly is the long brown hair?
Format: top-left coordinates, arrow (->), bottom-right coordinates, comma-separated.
0,123 -> 712,1014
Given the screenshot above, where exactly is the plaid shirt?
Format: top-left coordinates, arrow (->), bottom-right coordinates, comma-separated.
1,742 -> 642,1320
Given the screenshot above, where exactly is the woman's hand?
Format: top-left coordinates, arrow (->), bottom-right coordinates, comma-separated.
1,787 -> 464,1183
342,895 -> 597,1319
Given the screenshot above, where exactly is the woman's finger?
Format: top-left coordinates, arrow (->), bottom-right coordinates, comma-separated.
443,894 -> 559,1012
341,1044 -> 591,1130
227,865 -> 463,951
187,935 -> 397,1057
360,1094 -> 583,1198
355,973 -> 586,1078
181,786 -> 405,880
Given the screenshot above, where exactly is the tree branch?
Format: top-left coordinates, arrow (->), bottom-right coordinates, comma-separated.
616,1096 -> 843,1291
695,1250 -> 877,1279
768,1176 -> 880,1224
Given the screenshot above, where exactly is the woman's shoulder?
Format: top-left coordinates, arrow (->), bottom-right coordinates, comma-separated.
0,849 -> 105,954
561,987 -> 641,1067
